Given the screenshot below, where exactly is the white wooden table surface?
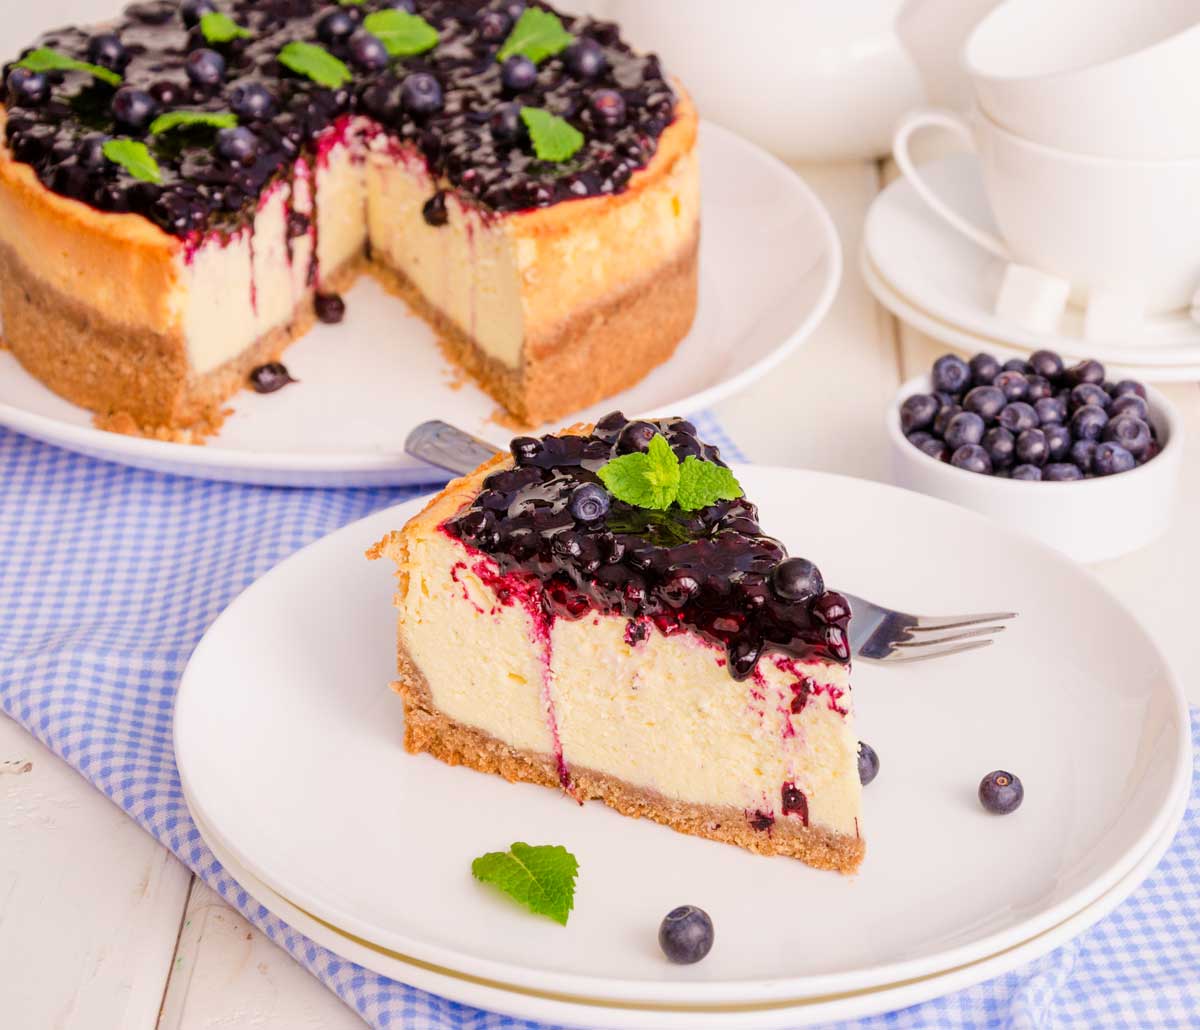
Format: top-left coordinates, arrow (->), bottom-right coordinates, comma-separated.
2,157 -> 1198,1029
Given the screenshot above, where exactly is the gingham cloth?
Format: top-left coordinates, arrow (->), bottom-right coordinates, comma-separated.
0,417 -> 1196,1030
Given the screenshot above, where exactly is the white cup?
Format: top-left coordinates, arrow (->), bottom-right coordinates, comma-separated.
965,0 -> 1200,159
893,107 -> 1200,313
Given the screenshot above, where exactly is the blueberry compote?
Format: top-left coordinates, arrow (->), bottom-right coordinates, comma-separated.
2,0 -> 675,238
444,413 -> 852,681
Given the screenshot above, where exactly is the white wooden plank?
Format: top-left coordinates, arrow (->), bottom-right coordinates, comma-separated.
0,713 -> 191,1030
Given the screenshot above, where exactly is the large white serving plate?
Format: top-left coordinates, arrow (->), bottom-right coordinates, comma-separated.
173,466 -> 1190,1006
0,123 -> 840,486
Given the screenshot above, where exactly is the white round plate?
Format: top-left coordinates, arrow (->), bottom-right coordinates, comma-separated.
188,781 -> 1189,1029
865,154 -> 1200,375
0,122 -> 839,487
174,466 -> 1191,1005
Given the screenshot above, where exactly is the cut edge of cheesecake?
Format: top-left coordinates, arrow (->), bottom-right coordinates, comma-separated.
368,431 -> 866,875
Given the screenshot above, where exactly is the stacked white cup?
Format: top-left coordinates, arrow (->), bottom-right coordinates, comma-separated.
892,0 -> 1200,324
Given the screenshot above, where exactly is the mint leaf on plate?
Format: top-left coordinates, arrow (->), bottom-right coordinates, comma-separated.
150,110 -> 237,134
200,11 -> 251,43
520,107 -> 584,162
17,47 -> 121,87
471,842 -> 579,925
598,433 -> 681,510
363,10 -> 439,56
278,41 -> 352,89
497,8 -> 573,64
676,455 -> 744,510
102,139 -> 161,183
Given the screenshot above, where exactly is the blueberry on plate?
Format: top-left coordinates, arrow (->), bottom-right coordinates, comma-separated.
944,411 -> 986,449
931,354 -> 972,394
997,401 -> 1038,433
969,352 -> 1001,386
857,741 -> 880,785
900,393 -> 939,434
1015,427 -> 1048,466
979,770 -> 1023,814
981,426 -> 1015,468
1043,422 -> 1072,462
1069,404 -> 1108,442
1109,393 -> 1149,421
1035,395 -> 1067,425
1093,441 -> 1136,476
1010,464 -> 1042,481
659,905 -> 714,964
950,443 -> 992,475
963,385 -> 1006,421
1044,462 -> 1083,481
993,370 -> 1029,401
1028,349 -> 1064,380
1102,414 -> 1152,459
1070,382 -> 1110,411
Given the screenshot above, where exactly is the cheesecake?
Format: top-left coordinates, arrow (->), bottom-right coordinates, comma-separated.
0,1 -> 699,440
369,415 -> 865,873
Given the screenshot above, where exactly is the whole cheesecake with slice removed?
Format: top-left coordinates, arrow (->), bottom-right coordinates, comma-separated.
369,414 -> 865,873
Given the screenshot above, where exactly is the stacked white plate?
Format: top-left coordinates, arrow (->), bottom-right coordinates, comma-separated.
175,467 -> 1191,1028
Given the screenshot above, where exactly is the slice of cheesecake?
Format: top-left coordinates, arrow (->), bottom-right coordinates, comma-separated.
370,415 -> 865,873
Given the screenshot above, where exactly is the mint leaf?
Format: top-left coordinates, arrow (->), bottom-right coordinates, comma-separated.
363,10 -> 439,56
676,456 -> 744,511
150,110 -> 237,134
471,843 -> 579,925
598,433 -> 681,510
278,41 -> 352,88
200,11 -> 251,43
339,0 -> 366,5
497,8 -> 573,64
102,139 -> 161,183
17,47 -> 121,87
520,107 -> 584,162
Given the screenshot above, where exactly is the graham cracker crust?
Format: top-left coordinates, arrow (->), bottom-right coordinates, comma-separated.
392,631 -> 866,875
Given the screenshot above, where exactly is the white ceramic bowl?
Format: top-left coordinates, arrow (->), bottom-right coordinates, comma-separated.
887,376 -> 1184,562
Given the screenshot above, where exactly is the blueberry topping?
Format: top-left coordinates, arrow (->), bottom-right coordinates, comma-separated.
944,411 -> 985,449
230,81 -> 275,120
185,48 -> 226,88
770,557 -> 824,603
568,482 -> 610,522
589,88 -> 626,128
900,393 -> 938,434
87,33 -> 130,73
401,72 -> 444,114
476,10 -> 511,41
963,385 -> 1005,420
1010,463 -> 1042,481
997,401 -> 1038,433
111,87 -> 159,130
950,443 -> 992,474
979,770 -> 1023,814
510,436 -> 542,464
180,0 -> 216,27
317,8 -> 356,43
857,741 -> 879,786
969,352 -> 1001,386
1093,441 -> 1136,476
1028,349 -> 1064,379
616,420 -> 659,453
489,101 -> 525,143
931,354 -> 971,394
249,362 -> 295,393
500,55 -> 538,93
422,190 -> 449,226
564,38 -> 607,79
7,67 -> 49,107
659,905 -> 714,965
1044,462 -> 1083,481
216,126 -> 259,166
350,30 -> 390,72
314,292 -> 345,324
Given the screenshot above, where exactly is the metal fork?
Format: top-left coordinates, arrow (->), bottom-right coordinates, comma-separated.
405,421 -> 1016,665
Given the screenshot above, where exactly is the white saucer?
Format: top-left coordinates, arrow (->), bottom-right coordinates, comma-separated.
0,123 -> 840,487
173,466 -> 1191,1007
864,154 -> 1200,376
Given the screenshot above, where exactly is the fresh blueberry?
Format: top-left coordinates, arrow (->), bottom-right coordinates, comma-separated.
185,47 -> 226,87
969,352 -> 1001,386
1066,358 -> 1106,386
589,88 -> 626,128
1102,414 -> 1152,459
87,33 -> 129,72
249,361 -> 295,393
1044,462 -> 1083,481
979,770 -> 1023,814
489,101 -> 524,143
350,30 -> 390,71
1044,422 -> 1072,462
918,437 -> 948,461
1069,404 -> 1109,442
1035,396 -> 1067,425
476,9 -> 511,41
857,742 -> 880,786
568,482 -> 610,522
907,431 -> 934,448
950,443 -> 992,475
1070,382 -> 1110,411
564,37 -> 607,79
1110,379 -> 1147,400
616,420 -> 658,453
1015,428 -> 1048,466
1093,441 -> 1136,476
933,390 -> 958,409
111,87 -> 159,130
981,426 -> 1015,468
317,8 -> 356,43
932,354 -> 972,394
1003,358 -> 1032,373
945,411 -> 986,449
180,0 -> 216,26
216,126 -> 259,166
1025,375 -> 1053,401
1010,463 -> 1042,481
229,81 -> 275,120
1109,393 -> 1149,421
501,55 -> 538,92
1070,438 -> 1098,474
993,370 -> 1029,401
997,401 -> 1038,433
401,72 -> 444,114
900,393 -> 938,434
314,292 -> 345,324
933,403 -> 963,436
659,905 -> 714,964
963,385 -> 1006,420
7,67 -> 49,106
770,557 -> 825,603
1028,349 -> 1064,380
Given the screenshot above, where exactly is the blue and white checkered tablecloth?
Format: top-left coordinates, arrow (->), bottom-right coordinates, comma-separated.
0,417 -> 1196,1030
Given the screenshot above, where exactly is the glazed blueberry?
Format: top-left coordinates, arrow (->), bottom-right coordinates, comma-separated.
589,88 -> 626,129
185,47 -> 226,87
1070,404 -> 1109,442
1070,382 -> 1110,411
216,126 -> 258,166
900,393 -> 939,434
1025,375 -> 1053,401
229,81 -> 275,120
149,79 -> 184,107
384,0 -> 416,10
1015,428 -> 1048,467
1003,358 -> 1031,373
489,102 -> 524,143
771,557 -> 825,603
87,33 -> 129,72
509,436 -> 542,464
350,31 -> 390,72
997,401 -> 1038,433
77,134 -> 108,168
476,9 -> 511,41
1109,393 -> 1149,421
1070,438 -> 1098,474
659,906 -> 714,965
249,362 -> 294,393
950,443 -> 992,475
401,72 -> 444,114
1035,396 -> 1067,425
317,8 -> 356,43
616,420 -> 659,453
422,191 -> 448,225
1093,441 -> 1136,476
944,411 -> 986,449
1044,463 -> 1083,481
564,37 -> 607,79
456,508 -> 498,548
979,770 -> 1024,814
1102,414 -> 1152,459
918,437 -> 948,461
932,354 -> 972,394
568,482 -> 611,522
314,292 -> 345,324
1111,379 -> 1147,400
981,426 -> 1015,468
1028,349 -> 1064,380
963,385 -> 1006,420
993,370 -> 1029,401
969,352 -> 1001,386
1043,422 -> 1072,462
1066,359 -> 1106,386
180,0 -> 216,26
500,55 -> 538,92
1010,464 -> 1042,481
933,403 -> 963,436
7,67 -> 49,107
111,87 -> 158,130
857,742 -> 880,786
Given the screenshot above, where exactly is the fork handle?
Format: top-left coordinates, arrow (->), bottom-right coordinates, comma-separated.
405,421 -> 501,476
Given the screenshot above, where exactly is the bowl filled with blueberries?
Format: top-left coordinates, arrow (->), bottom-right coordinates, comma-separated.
887,350 -> 1183,562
